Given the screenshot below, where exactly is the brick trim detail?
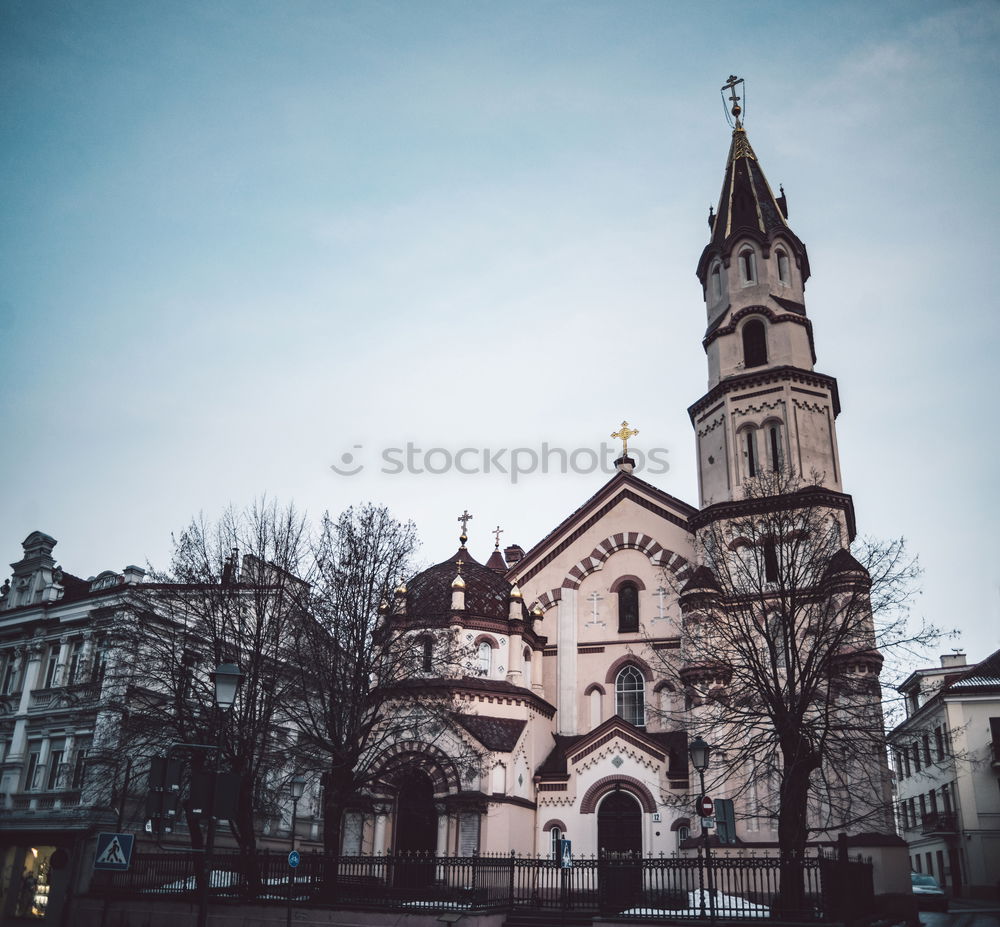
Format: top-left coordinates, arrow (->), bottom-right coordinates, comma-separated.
580,776 -> 657,814
605,654 -> 654,684
542,819 -> 568,832
561,533 -> 691,591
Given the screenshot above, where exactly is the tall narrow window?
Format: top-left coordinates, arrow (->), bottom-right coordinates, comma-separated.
66,641 -> 83,686
90,644 -> 107,685
740,248 -> 756,284
522,647 -> 532,687
477,641 -> 492,677
776,249 -> 790,284
25,747 -> 41,791
0,652 -> 17,695
934,726 -> 944,760
745,429 -> 758,477
768,425 -> 782,472
763,540 -> 779,583
617,582 -> 639,633
43,646 -> 60,688
742,319 -> 768,368
550,826 -> 563,860
71,742 -> 89,790
46,742 -> 65,790
615,666 -> 645,727
710,264 -> 722,299
421,637 -> 433,673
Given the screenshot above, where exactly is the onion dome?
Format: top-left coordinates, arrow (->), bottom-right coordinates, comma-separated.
406,546 -> 524,624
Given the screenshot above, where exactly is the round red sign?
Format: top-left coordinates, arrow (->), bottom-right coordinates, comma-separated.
697,795 -> 714,817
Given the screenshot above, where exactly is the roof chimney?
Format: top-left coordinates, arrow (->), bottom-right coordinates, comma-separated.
940,653 -> 967,669
504,544 -> 525,566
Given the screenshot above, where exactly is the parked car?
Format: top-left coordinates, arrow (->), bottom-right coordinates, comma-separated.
910,872 -> 948,912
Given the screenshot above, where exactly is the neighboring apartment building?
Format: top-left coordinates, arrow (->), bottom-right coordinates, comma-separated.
890,650 -> 1000,899
0,531 -> 143,921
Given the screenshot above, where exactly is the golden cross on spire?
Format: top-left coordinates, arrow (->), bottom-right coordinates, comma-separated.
721,74 -> 744,128
611,421 -> 639,457
457,509 -> 473,547
492,525 -> 504,549
456,557 -> 464,576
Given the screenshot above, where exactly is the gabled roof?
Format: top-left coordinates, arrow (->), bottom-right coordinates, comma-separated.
536,715 -> 688,779
946,647 -> 1000,691
453,715 -> 526,752
507,470 -> 696,585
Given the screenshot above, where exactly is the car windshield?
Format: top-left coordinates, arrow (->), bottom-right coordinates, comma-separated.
912,874 -> 939,887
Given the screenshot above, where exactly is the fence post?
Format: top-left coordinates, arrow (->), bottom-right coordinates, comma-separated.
508,850 -> 516,910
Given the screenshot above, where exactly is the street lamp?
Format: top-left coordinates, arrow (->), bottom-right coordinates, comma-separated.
688,736 -> 715,921
197,662 -> 244,927
287,775 -> 307,927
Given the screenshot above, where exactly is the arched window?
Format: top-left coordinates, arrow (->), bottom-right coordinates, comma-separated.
739,248 -> 756,284
615,666 -> 645,727
677,825 -> 690,848
477,641 -> 492,677
522,647 -> 532,687
742,428 -> 759,478
617,582 -> 639,633
766,423 -> 783,472
710,263 -> 722,299
590,687 -> 603,728
776,249 -> 790,284
550,826 -> 563,860
421,637 -> 433,673
742,319 -> 768,368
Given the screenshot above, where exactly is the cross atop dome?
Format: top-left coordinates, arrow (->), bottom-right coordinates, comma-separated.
457,509 -> 473,548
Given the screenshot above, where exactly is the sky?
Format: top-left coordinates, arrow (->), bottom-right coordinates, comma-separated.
1,1 -> 998,667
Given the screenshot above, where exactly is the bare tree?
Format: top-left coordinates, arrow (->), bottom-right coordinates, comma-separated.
115,499 -> 311,863
286,504 -> 482,860
653,470 -> 931,915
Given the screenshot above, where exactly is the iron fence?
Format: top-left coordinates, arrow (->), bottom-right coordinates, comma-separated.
101,849 -> 861,920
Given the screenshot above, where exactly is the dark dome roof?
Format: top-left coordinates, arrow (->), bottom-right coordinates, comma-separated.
407,547 -> 518,623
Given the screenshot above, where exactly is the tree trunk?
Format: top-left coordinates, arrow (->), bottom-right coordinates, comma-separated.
775,744 -> 819,919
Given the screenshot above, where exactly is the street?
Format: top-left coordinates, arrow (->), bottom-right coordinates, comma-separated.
920,902 -> 1000,927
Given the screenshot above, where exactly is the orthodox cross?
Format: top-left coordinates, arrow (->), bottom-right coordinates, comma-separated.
492,525 -> 504,549
611,421 -> 639,457
721,74 -> 744,127
457,509 -> 473,546
656,586 -> 668,620
456,558 -> 464,576
588,591 -> 603,622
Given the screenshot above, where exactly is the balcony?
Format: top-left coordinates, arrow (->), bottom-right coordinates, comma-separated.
920,811 -> 958,835
27,683 -> 100,712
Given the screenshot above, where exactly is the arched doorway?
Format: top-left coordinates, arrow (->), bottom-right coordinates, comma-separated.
395,768 -> 437,854
598,789 -> 642,855
597,790 -> 642,912
393,768 -> 437,891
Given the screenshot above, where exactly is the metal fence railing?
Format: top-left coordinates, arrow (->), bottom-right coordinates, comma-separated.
100,850 -> 867,920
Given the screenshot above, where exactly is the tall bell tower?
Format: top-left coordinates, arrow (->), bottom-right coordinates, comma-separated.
689,77 -> 850,529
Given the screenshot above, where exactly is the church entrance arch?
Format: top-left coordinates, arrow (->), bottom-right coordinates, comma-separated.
393,768 -> 437,889
597,789 -> 642,911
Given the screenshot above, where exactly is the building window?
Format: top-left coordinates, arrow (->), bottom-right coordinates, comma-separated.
742,319 -> 768,368
710,264 -> 722,299
616,666 -> 645,727
522,648 -> 532,687
923,734 -> 932,765
677,825 -> 690,847
72,743 -> 89,790
934,726 -> 944,761
43,646 -> 60,689
458,813 -> 480,856
550,826 -> 563,860
421,637 -> 433,673
342,812 -> 363,854
617,582 -> 639,633
66,641 -> 84,686
25,747 -> 41,791
776,249 -> 790,284
743,428 -> 759,478
767,424 -> 783,472
46,742 -> 65,790
903,749 -> 911,778
0,651 -> 18,695
739,248 -> 756,284
763,540 -> 779,583
913,742 -> 921,773
90,644 -> 107,685
477,641 -> 492,677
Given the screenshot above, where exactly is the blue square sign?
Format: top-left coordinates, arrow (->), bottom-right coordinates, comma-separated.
94,833 -> 135,871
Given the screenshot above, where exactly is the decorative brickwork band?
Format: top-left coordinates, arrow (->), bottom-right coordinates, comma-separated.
580,776 -> 657,814
560,533 -> 691,590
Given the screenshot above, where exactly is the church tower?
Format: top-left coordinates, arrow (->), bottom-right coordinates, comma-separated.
690,77 -> 850,531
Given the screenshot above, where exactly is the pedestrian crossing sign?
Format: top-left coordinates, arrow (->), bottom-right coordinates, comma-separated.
93,833 -> 135,871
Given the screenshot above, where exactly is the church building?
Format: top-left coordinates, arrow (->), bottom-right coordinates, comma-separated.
363,80 -> 900,868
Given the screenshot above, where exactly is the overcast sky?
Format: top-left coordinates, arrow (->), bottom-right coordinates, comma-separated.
2,1 -> 997,667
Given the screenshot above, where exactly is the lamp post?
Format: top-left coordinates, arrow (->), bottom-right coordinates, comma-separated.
689,736 -> 715,922
196,662 -> 244,927
287,776 -> 306,927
